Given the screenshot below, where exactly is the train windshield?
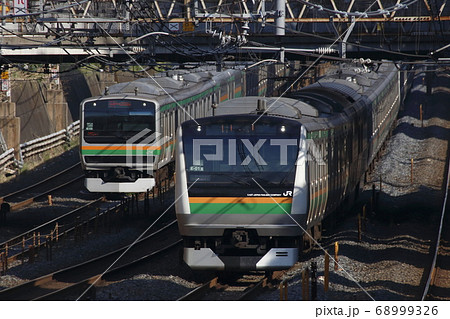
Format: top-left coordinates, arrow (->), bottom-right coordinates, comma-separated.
83,99 -> 156,143
182,117 -> 301,197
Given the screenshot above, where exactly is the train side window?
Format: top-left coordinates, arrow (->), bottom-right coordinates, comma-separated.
207,95 -> 212,115
233,82 -> 236,98
170,111 -> 174,137
167,112 -> 170,138
202,99 -> 206,117
167,112 -> 171,138
166,112 -> 169,139
162,112 -> 167,140
167,112 -> 172,137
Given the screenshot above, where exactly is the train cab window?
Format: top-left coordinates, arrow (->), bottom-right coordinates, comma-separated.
181,118 -> 301,197
82,99 -> 156,143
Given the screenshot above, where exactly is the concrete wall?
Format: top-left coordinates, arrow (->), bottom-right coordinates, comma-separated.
0,67 -> 120,150
46,89 -> 69,132
0,67 -> 143,151
13,81 -> 54,143
0,101 -> 20,154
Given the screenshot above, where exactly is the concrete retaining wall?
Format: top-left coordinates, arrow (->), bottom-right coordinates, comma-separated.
0,67 -> 118,150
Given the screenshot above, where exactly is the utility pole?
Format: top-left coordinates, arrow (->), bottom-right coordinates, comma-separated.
275,0 -> 285,36
340,16 -> 356,59
2,0 -> 5,26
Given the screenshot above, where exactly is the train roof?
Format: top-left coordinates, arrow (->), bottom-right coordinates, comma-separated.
303,61 -> 397,96
214,96 -> 316,119
214,61 -> 397,123
105,66 -> 242,97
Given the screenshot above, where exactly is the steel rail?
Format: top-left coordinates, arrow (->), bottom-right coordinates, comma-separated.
0,162 -> 81,204
0,220 -> 179,300
177,277 -> 219,301
238,277 -> 271,301
238,271 -> 286,300
421,150 -> 450,300
0,197 -> 109,267
8,175 -> 84,211
0,197 -> 103,248
35,239 -> 183,300
177,272 -> 282,301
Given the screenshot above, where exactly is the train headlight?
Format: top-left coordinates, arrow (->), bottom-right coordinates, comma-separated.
197,125 -> 202,132
281,125 -> 286,133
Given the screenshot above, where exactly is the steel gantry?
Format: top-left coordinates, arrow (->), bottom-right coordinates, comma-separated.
0,1 -> 449,62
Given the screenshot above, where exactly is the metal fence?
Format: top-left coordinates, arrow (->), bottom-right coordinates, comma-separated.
0,120 -> 80,172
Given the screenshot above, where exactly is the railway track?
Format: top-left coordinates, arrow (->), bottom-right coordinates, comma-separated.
0,162 -> 84,211
422,149 -> 450,300
0,197 -> 123,270
0,219 -> 181,300
178,271 -> 285,301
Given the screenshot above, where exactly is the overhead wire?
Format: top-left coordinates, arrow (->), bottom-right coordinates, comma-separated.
0,0 -> 436,68
0,0 -> 443,77
294,0 -> 420,17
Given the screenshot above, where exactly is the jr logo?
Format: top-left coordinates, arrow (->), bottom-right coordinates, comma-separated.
283,191 -> 293,197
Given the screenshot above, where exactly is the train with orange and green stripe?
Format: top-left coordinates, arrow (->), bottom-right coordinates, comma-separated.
175,60 -> 412,271
79,62 -> 293,193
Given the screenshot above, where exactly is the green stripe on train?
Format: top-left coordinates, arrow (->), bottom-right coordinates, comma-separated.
160,86 -> 218,112
189,203 -> 292,215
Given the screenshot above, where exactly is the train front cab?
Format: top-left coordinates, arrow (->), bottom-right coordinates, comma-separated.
175,116 -> 309,271
80,97 -> 159,193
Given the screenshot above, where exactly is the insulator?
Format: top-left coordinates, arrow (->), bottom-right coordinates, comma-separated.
314,47 -> 336,55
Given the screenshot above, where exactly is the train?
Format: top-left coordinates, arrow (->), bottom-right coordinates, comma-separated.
79,62 -> 297,193
175,60 -> 412,271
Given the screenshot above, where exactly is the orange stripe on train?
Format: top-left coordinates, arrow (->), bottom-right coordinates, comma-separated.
189,197 -> 292,204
